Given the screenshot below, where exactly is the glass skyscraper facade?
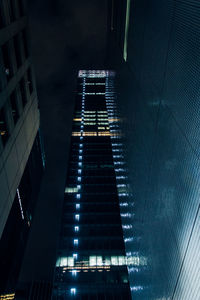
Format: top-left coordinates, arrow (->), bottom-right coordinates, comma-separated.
52,70 -> 131,299
106,0 -> 200,299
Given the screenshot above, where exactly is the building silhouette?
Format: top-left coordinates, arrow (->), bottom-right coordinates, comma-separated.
0,0 -> 44,298
52,70 -> 131,299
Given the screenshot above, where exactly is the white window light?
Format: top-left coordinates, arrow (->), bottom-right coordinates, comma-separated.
60,257 -> 67,267
74,239 -> 79,245
78,169 -> 82,174
74,226 -> 79,232
73,253 -> 78,259
68,257 -> 74,266
111,256 -> 118,265
72,270 -> 77,276
76,194 -> 81,199
79,149 -> 83,154
76,204 -> 80,209
89,256 -> 96,266
77,177 -> 81,182
75,214 -> 80,221
79,144 -> 83,148
79,156 -> 82,160
70,288 -> 76,295
16,188 -> 24,220
78,162 -> 82,167
97,256 -> 103,266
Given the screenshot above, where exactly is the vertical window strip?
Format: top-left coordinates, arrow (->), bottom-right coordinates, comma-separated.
123,0 -> 131,62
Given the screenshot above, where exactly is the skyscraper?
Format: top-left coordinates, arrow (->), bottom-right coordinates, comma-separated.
0,0 -> 44,298
107,0 -> 200,299
52,70 -> 131,299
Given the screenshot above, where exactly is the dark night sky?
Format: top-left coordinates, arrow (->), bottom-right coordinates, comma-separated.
20,0 -> 108,282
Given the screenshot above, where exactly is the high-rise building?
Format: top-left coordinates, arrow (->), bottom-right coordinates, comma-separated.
0,0 -> 44,298
107,0 -> 200,299
52,70 -> 131,299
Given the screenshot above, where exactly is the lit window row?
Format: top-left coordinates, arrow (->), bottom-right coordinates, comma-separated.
84,122 -> 96,125
80,82 -> 105,85
72,131 -> 116,137
109,118 -> 121,122
78,92 -> 105,95
56,255 -> 147,268
0,294 -> 15,300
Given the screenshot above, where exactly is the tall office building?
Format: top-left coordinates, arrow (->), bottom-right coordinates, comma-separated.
0,0 -> 44,298
107,0 -> 200,299
52,70 -> 131,299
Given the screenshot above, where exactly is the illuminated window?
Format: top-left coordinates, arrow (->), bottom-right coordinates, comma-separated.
76,203 -> 80,209
74,226 -> 79,232
60,257 -> 68,267
84,118 -> 96,121
76,194 -> 81,199
72,132 -> 81,136
98,131 -> 111,136
108,118 -> 120,122
74,239 -> 79,245
65,187 -> 79,193
72,270 -> 77,276
75,214 -> 80,221
97,256 -> 103,266
0,294 -> 15,300
73,118 -> 82,121
89,256 -> 96,266
16,188 -> 24,220
84,122 -> 96,125
105,257 -> 111,266
83,132 -> 97,136
68,257 -> 74,266
70,288 -> 76,295
119,256 -> 126,265
111,256 -> 118,265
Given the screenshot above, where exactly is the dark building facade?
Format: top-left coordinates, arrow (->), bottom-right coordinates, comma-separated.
106,0 -> 200,299
52,70 -> 131,299
0,0 -> 44,298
